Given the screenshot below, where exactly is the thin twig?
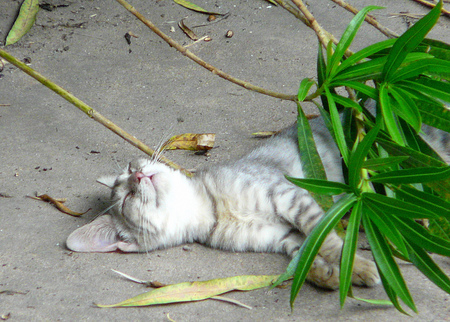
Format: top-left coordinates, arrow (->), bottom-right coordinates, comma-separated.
115,0 -> 296,101
411,0 -> 450,17
331,0 -> 400,38
274,0 -> 342,48
290,0 -> 353,57
0,48 -> 192,177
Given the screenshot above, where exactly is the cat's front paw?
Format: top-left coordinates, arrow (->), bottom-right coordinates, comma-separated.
351,255 -> 380,287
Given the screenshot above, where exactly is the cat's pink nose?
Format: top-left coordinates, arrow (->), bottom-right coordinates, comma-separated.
135,172 -> 154,183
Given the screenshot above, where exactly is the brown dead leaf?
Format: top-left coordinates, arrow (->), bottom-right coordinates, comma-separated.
164,133 -> 215,151
27,194 -> 90,217
178,19 -> 198,40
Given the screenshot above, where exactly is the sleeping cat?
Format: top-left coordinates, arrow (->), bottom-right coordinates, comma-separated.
66,119 -> 381,290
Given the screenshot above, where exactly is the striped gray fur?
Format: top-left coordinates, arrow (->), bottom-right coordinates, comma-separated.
66,119 -> 384,289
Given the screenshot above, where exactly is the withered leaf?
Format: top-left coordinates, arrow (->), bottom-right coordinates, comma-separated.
173,0 -> 223,15
164,133 -> 215,151
178,19 -> 198,41
27,194 -> 90,217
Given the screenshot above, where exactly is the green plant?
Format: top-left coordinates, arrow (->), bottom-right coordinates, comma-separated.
275,0 -> 450,314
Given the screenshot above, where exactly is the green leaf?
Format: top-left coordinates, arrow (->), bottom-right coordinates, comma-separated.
332,81 -> 378,99
405,240 -> 450,294
348,122 -> 381,189
173,0 -> 223,15
325,88 -> 349,164
362,192 -> 437,219
389,58 -> 450,83
286,177 -> 352,195
379,83 -> 406,146
382,0 -> 443,80
96,274 -> 279,307
340,201 -> 362,307
328,6 -> 383,77
377,269 -> 410,315
399,78 -> 450,104
416,99 -> 450,133
363,201 -> 409,258
362,156 -> 409,171
395,185 -> 450,220
334,53 -> 432,82
420,38 -> 450,62
287,194 -> 357,308
390,216 -> 450,256
296,104 -> 333,210
388,86 -> 421,132
298,78 -> 316,102
370,166 -> 450,184
337,38 -> 396,73
330,94 -> 362,112
362,213 -> 417,313
5,0 -> 39,46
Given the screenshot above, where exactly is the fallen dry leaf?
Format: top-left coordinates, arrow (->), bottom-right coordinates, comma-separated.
96,274 -> 279,308
178,19 -> 198,40
164,133 -> 215,151
27,194 -> 90,217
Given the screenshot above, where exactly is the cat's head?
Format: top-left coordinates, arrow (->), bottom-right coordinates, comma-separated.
66,158 -> 188,252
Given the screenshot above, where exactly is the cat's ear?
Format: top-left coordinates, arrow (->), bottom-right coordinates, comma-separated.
96,176 -> 116,189
66,215 -> 120,252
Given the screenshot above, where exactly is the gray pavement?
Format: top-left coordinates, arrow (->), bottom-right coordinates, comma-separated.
1,0 -> 450,320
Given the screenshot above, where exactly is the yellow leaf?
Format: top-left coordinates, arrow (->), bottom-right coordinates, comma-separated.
6,0 -> 40,46
96,275 -> 279,307
164,133 -> 215,151
173,0 -> 223,15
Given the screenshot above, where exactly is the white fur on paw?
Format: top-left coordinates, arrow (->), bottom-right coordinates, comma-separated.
352,256 -> 380,287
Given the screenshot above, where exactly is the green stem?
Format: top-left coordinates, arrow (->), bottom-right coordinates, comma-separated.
0,48 -> 192,176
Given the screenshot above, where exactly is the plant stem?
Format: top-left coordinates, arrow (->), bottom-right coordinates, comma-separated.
115,0 -> 296,101
290,0 -> 353,57
411,0 -> 450,17
331,0 -> 400,38
0,48 -> 192,176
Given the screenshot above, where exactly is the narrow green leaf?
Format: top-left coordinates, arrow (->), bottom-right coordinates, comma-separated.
286,177 -> 352,195
389,86 -> 421,132
377,269 -> 410,315
415,99 -> 450,133
420,38 -> 450,62
288,194 -> 357,308
331,81 -> 378,99
330,94 -> 362,112
328,6 -> 383,77
363,192 -> 437,219
333,55 -> 387,82
340,201 -> 362,308
337,39 -> 396,73
395,185 -> 450,220
298,78 -> 316,102
97,274 -> 279,307
390,58 -> 450,83
390,216 -> 450,256
362,213 -> 417,313
362,156 -> 409,171
5,0 -> 39,46
296,104 -> 334,210
325,88 -> 349,164
382,0 -> 443,80
379,83 -> 406,146
363,201 -> 409,258
317,41 -> 327,87
370,166 -> 450,184
173,0 -> 222,15
405,240 -> 450,294
348,122 -> 381,189
399,78 -> 450,104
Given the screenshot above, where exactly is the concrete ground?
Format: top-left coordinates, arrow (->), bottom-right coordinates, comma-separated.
1,0 -> 449,320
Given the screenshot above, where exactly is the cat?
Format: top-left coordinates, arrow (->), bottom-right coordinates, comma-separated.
66,119 -> 381,290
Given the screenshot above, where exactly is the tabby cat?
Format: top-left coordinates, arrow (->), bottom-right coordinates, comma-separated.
66,120 -> 381,289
